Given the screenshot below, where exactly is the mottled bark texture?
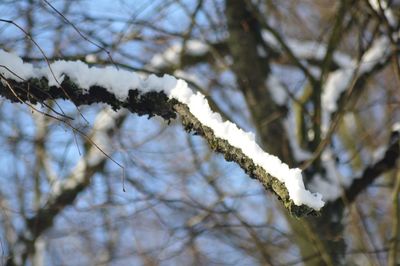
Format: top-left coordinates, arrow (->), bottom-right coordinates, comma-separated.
0,75 -> 319,217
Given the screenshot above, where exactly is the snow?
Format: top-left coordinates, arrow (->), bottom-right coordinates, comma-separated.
322,37 -> 389,113
0,50 -> 142,100
322,69 -> 353,113
314,36 -> 391,200
0,49 -> 325,210
260,30 -> 392,202
252,24 -> 395,203
392,122 -> 400,132
85,54 -> 97,63
48,61 -> 143,100
322,36 -> 390,133
51,108 -> 126,198
369,0 -> 396,26
150,40 -> 209,68
260,30 -> 390,137
320,6 -> 394,134
0,49 -> 35,81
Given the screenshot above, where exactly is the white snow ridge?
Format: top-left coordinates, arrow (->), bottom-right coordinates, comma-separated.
0,49 -> 325,210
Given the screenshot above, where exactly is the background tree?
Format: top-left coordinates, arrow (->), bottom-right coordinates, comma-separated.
0,0 -> 399,265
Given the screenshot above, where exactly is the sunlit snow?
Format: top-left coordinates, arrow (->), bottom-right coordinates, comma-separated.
0,49 -> 325,210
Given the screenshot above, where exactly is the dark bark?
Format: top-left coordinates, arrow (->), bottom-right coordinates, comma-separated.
343,130 -> 400,203
225,0 -> 293,163
224,1 -> 344,265
0,75 -> 318,217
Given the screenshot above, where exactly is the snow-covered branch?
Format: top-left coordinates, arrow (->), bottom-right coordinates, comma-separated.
0,49 -> 324,216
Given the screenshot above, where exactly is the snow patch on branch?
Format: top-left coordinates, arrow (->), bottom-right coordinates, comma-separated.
52,108 -> 126,198
260,25 -> 394,203
369,0 -> 396,27
0,49 -> 324,210
260,30 -> 391,136
322,36 -> 390,133
0,50 -> 142,100
313,36 -> 392,201
392,122 -> 400,132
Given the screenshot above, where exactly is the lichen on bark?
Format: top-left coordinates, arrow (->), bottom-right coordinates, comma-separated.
0,74 -> 319,217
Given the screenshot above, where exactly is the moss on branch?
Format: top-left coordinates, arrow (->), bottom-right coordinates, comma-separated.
0,75 -> 319,217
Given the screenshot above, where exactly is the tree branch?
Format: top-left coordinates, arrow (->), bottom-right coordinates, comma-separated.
5,108 -> 127,266
343,130 -> 400,203
0,74 -> 320,217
